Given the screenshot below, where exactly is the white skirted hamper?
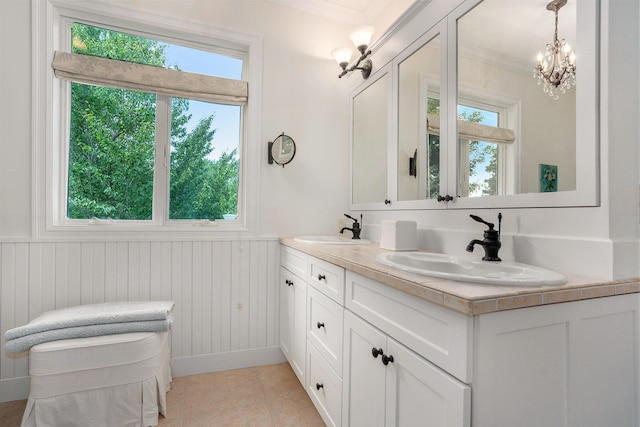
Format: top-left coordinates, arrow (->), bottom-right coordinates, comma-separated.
21,331 -> 171,427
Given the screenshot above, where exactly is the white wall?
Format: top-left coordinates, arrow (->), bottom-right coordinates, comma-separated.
0,239 -> 282,401
0,0 -> 359,400
0,0 -> 357,240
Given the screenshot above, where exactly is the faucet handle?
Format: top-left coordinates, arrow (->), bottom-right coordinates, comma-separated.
344,213 -> 360,224
470,214 -> 494,230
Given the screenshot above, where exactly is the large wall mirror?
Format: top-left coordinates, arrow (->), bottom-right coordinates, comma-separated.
350,0 -> 598,210
397,27 -> 443,202
456,0 -> 576,198
351,70 -> 390,206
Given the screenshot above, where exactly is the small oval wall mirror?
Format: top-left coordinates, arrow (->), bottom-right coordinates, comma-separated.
268,133 -> 296,167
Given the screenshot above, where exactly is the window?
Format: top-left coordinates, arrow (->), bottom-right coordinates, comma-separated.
65,23 -> 243,223
458,104 -> 501,198
426,96 -> 516,200
34,1 -> 262,238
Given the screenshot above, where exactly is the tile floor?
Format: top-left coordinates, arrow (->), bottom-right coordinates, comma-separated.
0,363 -> 325,427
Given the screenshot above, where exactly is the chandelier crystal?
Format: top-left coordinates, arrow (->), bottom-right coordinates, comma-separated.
533,0 -> 576,100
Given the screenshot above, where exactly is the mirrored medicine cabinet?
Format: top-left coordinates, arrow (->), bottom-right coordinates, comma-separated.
349,0 -> 599,211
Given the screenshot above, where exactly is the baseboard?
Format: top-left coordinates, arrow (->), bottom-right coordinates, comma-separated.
169,346 -> 286,377
0,376 -> 30,402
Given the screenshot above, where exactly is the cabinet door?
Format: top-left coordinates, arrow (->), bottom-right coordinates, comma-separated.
279,268 -> 293,362
279,267 -> 306,384
385,339 -> 470,427
342,311 -> 387,427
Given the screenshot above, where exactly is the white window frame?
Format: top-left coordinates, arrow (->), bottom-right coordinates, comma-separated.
32,0 -> 263,240
456,91 -> 518,198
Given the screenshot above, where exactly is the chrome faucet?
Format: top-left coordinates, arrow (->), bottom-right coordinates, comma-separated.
340,214 -> 362,239
466,213 -> 502,261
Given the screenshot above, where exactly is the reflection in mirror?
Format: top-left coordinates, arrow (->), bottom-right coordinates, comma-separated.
397,34 -> 441,201
269,133 -> 296,166
457,0 -> 576,197
352,73 -> 389,204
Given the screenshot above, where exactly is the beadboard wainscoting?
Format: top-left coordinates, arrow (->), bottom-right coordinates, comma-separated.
0,238 -> 283,402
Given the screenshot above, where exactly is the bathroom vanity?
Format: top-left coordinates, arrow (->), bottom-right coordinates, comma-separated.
279,239 -> 639,427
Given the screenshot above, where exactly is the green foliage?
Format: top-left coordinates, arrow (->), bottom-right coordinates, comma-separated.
426,98 -> 441,199
67,23 -> 239,221
458,110 -> 497,196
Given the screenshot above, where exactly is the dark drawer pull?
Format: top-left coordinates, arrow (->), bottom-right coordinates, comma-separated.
372,347 -> 383,359
317,274 -> 326,281
317,322 -> 325,329
382,354 -> 394,366
316,383 -> 324,390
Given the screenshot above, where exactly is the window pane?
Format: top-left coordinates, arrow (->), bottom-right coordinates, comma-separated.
72,23 -> 244,80
427,134 -> 440,199
458,105 -> 499,197
68,83 -> 156,219
169,98 -> 240,220
426,97 -> 441,200
72,23 -> 168,67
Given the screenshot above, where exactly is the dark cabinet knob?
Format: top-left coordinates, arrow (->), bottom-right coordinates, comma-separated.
316,383 -> 324,390
382,354 -> 394,365
285,279 -> 293,286
317,322 -> 325,329
371,347 -> 383,359
317,274 -> 326,281
384,199 -> 391,205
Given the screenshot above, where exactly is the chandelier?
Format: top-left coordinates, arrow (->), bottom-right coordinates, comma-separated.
533,0 -> 576,99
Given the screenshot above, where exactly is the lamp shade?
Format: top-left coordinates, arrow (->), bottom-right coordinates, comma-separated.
331,47 -> 353,66
349,26 -> 375,49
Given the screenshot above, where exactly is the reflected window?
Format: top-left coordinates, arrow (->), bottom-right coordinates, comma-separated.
458,105 -> 500,197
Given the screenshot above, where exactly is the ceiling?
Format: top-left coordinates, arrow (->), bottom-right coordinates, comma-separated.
265,0 -> 402,24
266,0 -> 578,69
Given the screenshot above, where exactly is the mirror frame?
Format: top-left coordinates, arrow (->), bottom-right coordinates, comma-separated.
348,0 -> 600,211
268,133 -> 296,167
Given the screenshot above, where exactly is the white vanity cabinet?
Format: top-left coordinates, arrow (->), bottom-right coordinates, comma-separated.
279,246 -> 308,384
342,271 -> 471,427
281,244 -> 640,426
280,246 -> 347,426
472,293 -> 640,427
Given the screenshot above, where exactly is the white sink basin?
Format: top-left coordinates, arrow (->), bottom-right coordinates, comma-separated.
376,252 -> 566,286
294,235 -> 370,245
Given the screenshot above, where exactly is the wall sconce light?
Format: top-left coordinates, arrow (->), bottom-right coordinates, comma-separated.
331,25 -> 375,79
533,0 -> 576,99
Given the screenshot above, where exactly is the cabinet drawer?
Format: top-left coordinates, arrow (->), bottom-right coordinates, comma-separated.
345,271 -> 472,383
281,245 -> 307,278
308,256 -> 345,304
307,342 -> 343,427
307,286 -> 344,375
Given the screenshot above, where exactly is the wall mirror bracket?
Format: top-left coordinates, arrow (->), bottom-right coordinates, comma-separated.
268,132 -> 296,167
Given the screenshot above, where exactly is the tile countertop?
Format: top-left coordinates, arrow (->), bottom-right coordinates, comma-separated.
280,238 -> 640,316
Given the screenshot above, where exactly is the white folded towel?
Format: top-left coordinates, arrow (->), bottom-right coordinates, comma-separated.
5,301 -> 175,340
